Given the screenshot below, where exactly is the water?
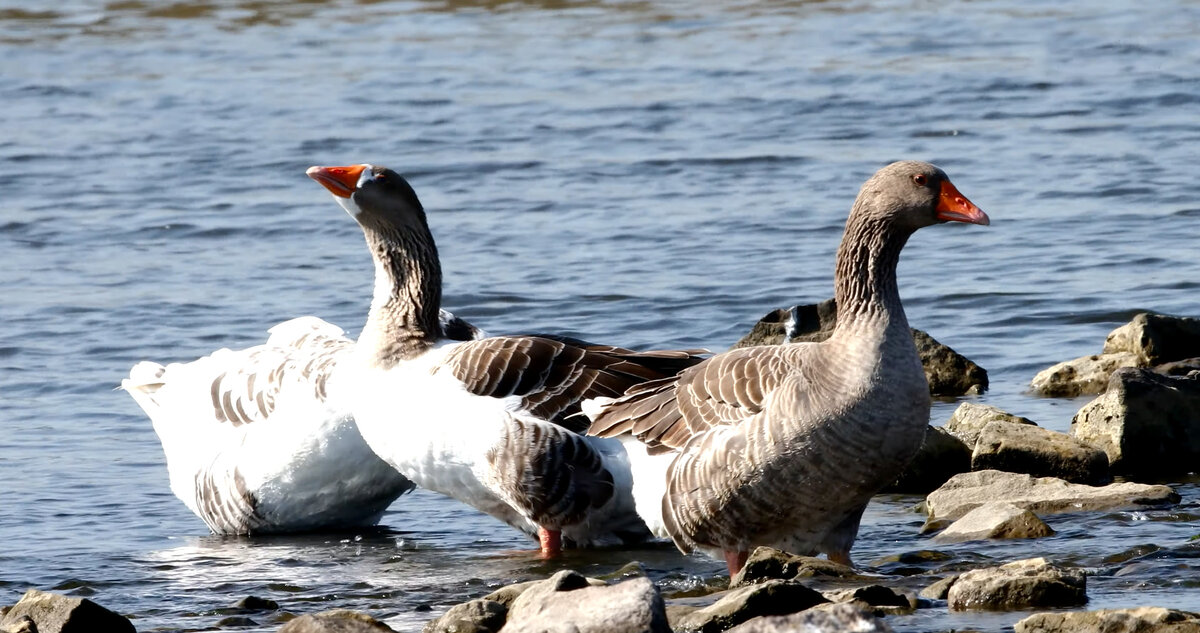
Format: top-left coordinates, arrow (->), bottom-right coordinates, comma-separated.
2,0 -> 1199,631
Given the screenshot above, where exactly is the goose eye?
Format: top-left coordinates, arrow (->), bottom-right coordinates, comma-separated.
912,173 -> 928,186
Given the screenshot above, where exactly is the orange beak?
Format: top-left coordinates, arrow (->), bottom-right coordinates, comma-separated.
936,180 -> 989,225
306,165 -> 368,198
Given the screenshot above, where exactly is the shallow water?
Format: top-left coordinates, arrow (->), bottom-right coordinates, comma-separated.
2,0 -> 1199,631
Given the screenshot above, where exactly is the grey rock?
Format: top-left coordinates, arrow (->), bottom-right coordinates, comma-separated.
918,575 -> 959,601
947,558 -> 1086,611
971,421 -> 1110,484
504,571 -> 669,633
279,609 -> 395,632
923,470 -> 1179,523
884,425 -> 972,494
732,300 -> 988,396
932,501 -> 1054,543
1071,368 -> 1200,477
1030,352 -> 1140,397
822,585 -> 913,614
0,589 -> 134,633
944,403 -> 1037,449
1104,312 -> 1200,366
1015,607 -> 1200,633
730,547 -> 865,588
1,616 -> 37,633
423,599 -> 506,633
236,596 -> 280,611
672,579 -> 828,633
725,602 -> 893,633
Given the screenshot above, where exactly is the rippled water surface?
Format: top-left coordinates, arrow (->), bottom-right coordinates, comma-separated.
2,1 -> 1199,631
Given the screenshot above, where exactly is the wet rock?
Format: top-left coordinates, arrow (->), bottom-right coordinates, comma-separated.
731,300 -> 988,396
918,575 -> 959,601
1030,352 -> 1140,397
235,596 -> 279,611
932,501 -> 1054,543
1015,607 -> 1200,633
672,579 -> 828,633
730,547 -> 864,588
0,589 -> 134,633
822,585 -> 913,615
725,602 -> 893,633
944,403 -> 1037,449
1104,312 -> 1200,366
216,615 -> 258,627
279,609 -> 395,632
884,425 -> 972,494
923,470 -> 1179,523
504,570 -> 669,633
1,616 -> 37,633
422,598 -> 506,633
971,421 -> 1110,484
1071,368 -> 1200,478
947,558 -> 1086,611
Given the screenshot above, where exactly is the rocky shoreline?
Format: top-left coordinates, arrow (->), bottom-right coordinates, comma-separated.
4,310 -> 1199,633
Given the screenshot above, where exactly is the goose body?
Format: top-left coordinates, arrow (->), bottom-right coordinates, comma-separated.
587,161 -> 989,574
307,163 -> 705,552
122,316 -> 433,534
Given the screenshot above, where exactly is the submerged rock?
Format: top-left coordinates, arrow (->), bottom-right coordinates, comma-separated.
946,558 -> 1086,611
923,470 -> 1179,523
885,425 -> 972,494
0,589 -> 134,633
732,300 -> 988,396
1071,368 -> 1200,478
504,570 -> 669,633
671,579 -> 827,633
280,609 -> 395,632
730,547 -> 865,588
944,403 -> 1037,449
971,421 -> 1110,485
1015,607 -> 1200,633
725,602 -> 893,633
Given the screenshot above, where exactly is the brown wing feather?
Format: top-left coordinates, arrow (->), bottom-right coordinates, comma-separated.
438,335 -> 707,434
588,345 -> 804,451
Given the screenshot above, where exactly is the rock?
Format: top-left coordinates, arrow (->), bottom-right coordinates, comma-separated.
947,558 -> 1086,611
216,615 -> 259,627
725,602 -> 893,633
235,596 -> 279,611
672,579 -> 828,633
944,403 -> 1038,448
1071,368 -> 1200,477
0,589 -> 134,633
732,300 -> 988,396
932,501 -> 1054,543
884,425 -> 972,493
1016,607 -> 1200,632
504,570 -> 669,633
422,599 -> 506,633
971,421 -> 1110,484
1030,352 -> 1140,397
1,616 -> 37,633
918,575 -> 959,601
279,609 -> 395,632
1104,312 -> 1200,366
730,547 -> 865,588
923,470 -> 1179,523
822,585 -> 913,614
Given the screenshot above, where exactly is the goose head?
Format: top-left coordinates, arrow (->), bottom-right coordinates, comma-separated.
306,163 -> 429,236
856,160 -> 989,232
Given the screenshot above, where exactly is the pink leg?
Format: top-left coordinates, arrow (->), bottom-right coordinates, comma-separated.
538,527 -> 562,558
724,550 -> 749,576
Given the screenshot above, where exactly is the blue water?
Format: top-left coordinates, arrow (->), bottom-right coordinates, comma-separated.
2,1 -> 1199,631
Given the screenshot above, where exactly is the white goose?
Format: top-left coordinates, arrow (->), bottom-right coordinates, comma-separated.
586,161 -> 989,576
307,163 -> 705,555
123,281 -> 482,534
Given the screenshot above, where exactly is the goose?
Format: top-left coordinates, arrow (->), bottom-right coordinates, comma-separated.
306,163 -> 706,555
585,161 -> 989,575
123,296 -> 481,535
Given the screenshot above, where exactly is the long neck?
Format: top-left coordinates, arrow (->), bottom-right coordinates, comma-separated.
358,224 -> 443,368
832,204 -> 912,336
